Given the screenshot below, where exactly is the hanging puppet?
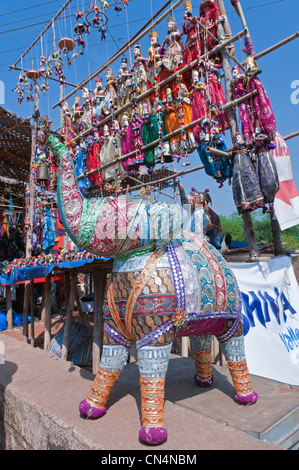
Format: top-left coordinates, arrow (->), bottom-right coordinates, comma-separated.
175,179 -> 223,248
191,70 -> 208,142
207,58 -> 229,132
93,77 -> 108,122
231,66 -> 255,143
103,68 -> 118,114
159,16 -> 184,101
129,43 -> 151,115
230,132 -> 265,214
198,0 -> 219,54
181,1 -> 201,90
120,114 -> 144,172
164,87 -> 181,155
99,120 -> 127,183
141,101 -> 172,170
244,56 -> 277,144
147,31 -> 164,103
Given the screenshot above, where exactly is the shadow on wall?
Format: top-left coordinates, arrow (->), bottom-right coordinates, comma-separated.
0,360 -> 18,450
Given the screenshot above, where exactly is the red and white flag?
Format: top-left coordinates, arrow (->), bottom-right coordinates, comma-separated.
271,133 -> 299,230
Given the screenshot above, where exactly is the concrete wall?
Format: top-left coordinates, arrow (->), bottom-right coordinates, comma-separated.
0,334 -> 286,451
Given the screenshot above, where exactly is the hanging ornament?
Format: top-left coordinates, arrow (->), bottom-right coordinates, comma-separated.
26,69 -> 40,87
48,48 -> 66,85
139,186 -> 153,200
58,37 -> 76,66
85,1 -> 108,34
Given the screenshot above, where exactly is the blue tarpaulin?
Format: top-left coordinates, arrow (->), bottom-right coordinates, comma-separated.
0,257 -> 111,286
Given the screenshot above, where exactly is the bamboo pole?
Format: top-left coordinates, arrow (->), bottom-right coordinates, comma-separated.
52,0 -> 186,110
217,0 -> 235,55
6,286 -> 13,330
10,65 -> 85,91
283,130 -> 299,142
221,89 -> 258,111
253,32 -> 299,62
229,0 -> 251,38
206,147 -> 231,159
25,86 -> 40,259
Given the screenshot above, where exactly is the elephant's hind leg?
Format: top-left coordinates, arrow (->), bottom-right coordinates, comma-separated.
79,344 -> 129,419
138,343 -> 172,446
219,323 -> 258,405
190,335 -> 214,387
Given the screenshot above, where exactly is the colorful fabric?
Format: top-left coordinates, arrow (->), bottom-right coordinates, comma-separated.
140,376 -> 165,428
48,320 -> 93,367
232,151 -> 265,214
248,76 -> 277,142
86,367 -> 120,409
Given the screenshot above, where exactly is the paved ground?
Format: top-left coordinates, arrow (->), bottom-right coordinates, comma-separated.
1,333 -> 295,451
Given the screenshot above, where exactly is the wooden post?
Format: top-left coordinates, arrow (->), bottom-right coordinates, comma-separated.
30,280 -> 35,347
270,214 -> 284,256
44,275 -> 52,351
6,285 -> 13,330
217,0 -> 236,55
64,272 -> 70,311
23,85 -> 39,340
92,269 -> 106,374
22,281 -> 30,343
61,271 -> 77,361
217,20 -> 260,259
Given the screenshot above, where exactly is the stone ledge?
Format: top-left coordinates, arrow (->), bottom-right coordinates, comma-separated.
0,334 -> 286,450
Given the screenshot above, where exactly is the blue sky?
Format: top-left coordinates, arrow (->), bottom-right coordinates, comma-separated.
0,0 -> 298,217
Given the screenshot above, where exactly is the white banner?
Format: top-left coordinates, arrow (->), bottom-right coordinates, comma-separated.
230,256 -> 299,386
271,133 -> 299,230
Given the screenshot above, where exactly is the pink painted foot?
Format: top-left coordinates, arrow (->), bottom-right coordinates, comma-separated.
139,426 -> 168,445
79,399 -> 107,419
194,374 -> 214,387
234,391 -> 258,405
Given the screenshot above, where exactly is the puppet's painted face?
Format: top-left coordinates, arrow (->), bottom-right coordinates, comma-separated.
150,36 -> 158,47
134,46 -> 141,57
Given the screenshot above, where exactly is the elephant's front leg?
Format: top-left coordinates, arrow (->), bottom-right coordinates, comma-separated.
79,343 -> 129,419
220,322 -> 258,405
138,343 -> 173,446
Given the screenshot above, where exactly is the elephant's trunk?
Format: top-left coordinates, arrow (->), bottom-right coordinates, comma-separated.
46,134 -> 182,258
46,135 -> 84,245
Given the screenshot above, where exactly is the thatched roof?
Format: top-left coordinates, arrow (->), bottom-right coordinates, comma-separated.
0,106 -> 32,184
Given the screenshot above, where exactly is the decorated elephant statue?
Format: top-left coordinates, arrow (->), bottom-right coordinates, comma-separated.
39,130 -> 258,446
